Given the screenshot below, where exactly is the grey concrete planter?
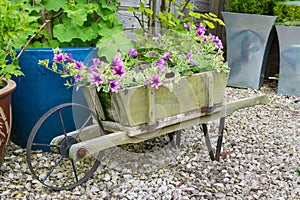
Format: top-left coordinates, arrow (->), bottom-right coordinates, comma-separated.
276,25 -> 300,97
222,12 -> 276,89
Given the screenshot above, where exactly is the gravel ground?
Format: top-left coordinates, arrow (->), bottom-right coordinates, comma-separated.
0,80 -> 299,199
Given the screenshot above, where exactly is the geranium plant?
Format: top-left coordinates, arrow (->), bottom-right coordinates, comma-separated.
39,22 -> 229,93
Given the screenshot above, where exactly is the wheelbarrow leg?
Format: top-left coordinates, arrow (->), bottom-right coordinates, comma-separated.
168,130 -> 181,149
202,117 -> 225,161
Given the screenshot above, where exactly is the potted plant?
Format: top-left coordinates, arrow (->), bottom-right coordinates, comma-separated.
0,0 -> 38,166
274,1 -> 300,97
222,0 -> 278,89
10,0 -> 125,147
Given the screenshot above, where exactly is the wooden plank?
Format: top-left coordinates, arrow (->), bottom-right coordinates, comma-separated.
82,87 -> 105,120
147,87 -> 156,128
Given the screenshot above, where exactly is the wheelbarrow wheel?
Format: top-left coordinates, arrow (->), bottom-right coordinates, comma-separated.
26,103 -> 104,191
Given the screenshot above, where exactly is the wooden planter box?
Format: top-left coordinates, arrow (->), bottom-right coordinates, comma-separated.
84,71 -> 228,127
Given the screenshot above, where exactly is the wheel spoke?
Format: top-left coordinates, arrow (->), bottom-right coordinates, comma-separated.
32,143 -> 60,148
58,109 -> 67,137
71,160 -> 79,182
42,156 -> 63,182
74,114 -> 93,139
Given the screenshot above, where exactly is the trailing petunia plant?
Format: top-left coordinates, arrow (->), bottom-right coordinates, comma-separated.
39,23 -> 229,93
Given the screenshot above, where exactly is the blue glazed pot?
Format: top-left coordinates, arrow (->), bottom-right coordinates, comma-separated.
11,48 -> 96,148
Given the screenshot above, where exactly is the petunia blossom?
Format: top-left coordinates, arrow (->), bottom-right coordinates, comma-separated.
183,22 -> 190,31
53,53 -> 65,63
73,73 -> 83,81
156,58 -> 165,72
196,23 -> 206,37
109,79 -> 121,93
209,33 -> 223,49
65,54 -> 73,62
92,58 -> 101,67
113,65 -> 126,78
111,56 -> 123,67
161,52 -> 170,61
128,48 -> 138,57
186,53 -> 193,59
90,72 -> 104,87
74,61 -> 84,69
188,61 -> 198,66
150,76 -> 162,89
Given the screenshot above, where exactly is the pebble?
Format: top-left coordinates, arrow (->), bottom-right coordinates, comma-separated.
0,82 -> 299,199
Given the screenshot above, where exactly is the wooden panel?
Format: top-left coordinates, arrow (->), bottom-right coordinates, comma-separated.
106,71 -> 228,126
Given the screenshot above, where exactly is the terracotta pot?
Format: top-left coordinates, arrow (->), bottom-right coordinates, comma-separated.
0,79 -> 16,167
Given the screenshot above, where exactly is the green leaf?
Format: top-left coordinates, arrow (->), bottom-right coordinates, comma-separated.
203,20 -> 215,29
65,7 -> 88,26
43,0 -> 67,12
96,32 -> 133,62
128,6 -> 136,14
53,24 -> 98,43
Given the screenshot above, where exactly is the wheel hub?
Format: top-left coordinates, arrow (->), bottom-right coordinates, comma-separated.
60,136 -> 78,158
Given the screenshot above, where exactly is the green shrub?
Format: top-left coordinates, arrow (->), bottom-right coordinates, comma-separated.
274,1 -> 300,25
227,0 -> 280,15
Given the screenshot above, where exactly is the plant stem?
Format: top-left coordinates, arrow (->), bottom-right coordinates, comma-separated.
178,0 -> 191,19
16,20 -> 50,60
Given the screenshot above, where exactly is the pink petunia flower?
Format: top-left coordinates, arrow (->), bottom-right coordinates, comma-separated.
113,65 -> 126,78
150,76 -> 162,89
90,72 -> 104,87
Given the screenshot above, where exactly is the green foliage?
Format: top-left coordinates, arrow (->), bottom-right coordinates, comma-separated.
274,1 -> 300,26
227,0 -> 280,15
128,0 -> 225,32
0,0 -> 37,86
18,0 -> 123,48
40,25 -> 229,93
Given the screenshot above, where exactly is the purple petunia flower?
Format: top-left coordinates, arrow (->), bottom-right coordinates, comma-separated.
188,61 -> 198,66
183,22 -> 190,31
65,54 -> 73,62
150,76 -> 162,89
196,23 -> 206,37
113,65 -> 126,78
161,52 -> 170,61
74,61 -> 84,69
90,72 -> 104,87
53,53 -> 65,63
156,58 -> 165,72
109,79 -> 121,93
111,56 -> 123,67
148,51 -> 159,57
143,80 -> 149,88
186,53 -> 193,59
74,73 -> 83,81
128,48 -> 138,57
92,58 -> 101,67
209,33 -> 223,49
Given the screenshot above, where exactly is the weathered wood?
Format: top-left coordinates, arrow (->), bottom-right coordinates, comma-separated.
98,71 -> 228,126
82,87 -> 105,120
68,94 -> 268,161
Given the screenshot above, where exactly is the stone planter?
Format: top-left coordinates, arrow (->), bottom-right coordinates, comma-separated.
0,79 -> 16,166
276,25 -> 300,97
222,12 -> 276,89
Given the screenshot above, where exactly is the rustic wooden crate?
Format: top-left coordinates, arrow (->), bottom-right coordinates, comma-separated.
83,71 -> 228,127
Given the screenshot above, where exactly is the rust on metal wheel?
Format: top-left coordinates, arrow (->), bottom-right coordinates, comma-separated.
26,103 -> 104,191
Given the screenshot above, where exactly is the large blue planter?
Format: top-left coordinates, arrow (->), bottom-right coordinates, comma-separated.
11,48 -> 95,148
